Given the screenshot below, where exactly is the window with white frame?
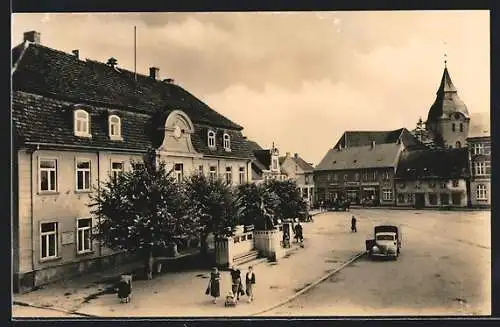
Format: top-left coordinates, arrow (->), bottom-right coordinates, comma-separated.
39,159 -> 57,192
382,189 -> 393,201
209,166 -> 217,181
452,180 -> 459,187
383,170 -> 390,180
344,174 -> 348,181
477,184 -> 487,200
74,109 -> 91,137
475,161 -> 491,176
76,159 -> 91,191
472,143 -> 484,155
108,115 -> 122,139
355,173 -> 360,181
111,161 -> 124,180
174,163 -> 184,183
225,167 -> 233,185
371,171 -> 377,181
333,173 -> 338,181
223,133 -> 231,151
239,167 -> 245,184
77,218 -> 92,253
40,222 -> 58,259
208,130 -> 216,148
198,165 -> 204,176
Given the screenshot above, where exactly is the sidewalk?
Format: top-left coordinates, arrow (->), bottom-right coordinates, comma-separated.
349,205 -> 489,211
13,210 -> 364,318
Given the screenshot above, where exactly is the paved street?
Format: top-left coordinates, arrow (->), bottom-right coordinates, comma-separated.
12,304 -> 85,318
13,208 -> 490,317
264,209 -> 491,316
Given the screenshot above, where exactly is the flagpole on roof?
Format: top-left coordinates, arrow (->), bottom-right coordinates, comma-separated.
134,25 -> 137,82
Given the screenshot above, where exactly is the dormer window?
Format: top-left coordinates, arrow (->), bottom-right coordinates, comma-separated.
223,133 -> 231,151
108,115 -> 122,140
208,130 -> 216,149
74,109 -> 91,137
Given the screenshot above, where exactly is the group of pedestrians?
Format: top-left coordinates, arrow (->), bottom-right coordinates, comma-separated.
206,265 -> 256,306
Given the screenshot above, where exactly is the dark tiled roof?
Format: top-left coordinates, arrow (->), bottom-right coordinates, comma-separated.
427,67 -> 469,121
13,90 -> 253,159
246,139 -> 264,152
395,148 -> 470,180
12,42 -> 242,130
315,143 -> 402,171
333,128 -> 426,150
253,149 -> 271,170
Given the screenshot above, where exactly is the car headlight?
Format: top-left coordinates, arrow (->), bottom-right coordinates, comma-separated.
372,246 -> 379,252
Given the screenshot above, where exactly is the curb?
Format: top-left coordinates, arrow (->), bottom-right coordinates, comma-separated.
12,301 -> 98,318
250,251 -> 367,316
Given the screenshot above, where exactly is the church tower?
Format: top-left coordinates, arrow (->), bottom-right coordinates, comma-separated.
425,62 -> 470,149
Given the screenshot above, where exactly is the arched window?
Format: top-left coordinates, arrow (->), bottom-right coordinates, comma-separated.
74,109 -> 90,137
207,130 -> 216,148
223,133 -> 231,151
456,141 -> 462,148
108,115 -> 122,139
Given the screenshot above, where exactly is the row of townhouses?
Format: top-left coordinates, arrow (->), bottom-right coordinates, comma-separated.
313,64 -> 491,209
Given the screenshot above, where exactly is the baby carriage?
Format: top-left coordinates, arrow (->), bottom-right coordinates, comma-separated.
224,291 -> 237,307
117,274 -> 132,303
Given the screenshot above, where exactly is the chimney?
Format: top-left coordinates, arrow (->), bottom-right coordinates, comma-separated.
23,31 -> 41,44
106,57 -> 118,68
294,153 -> 298,159
72,50 -> 79,59
149,67 -> 160,80
371,141 -> 376,149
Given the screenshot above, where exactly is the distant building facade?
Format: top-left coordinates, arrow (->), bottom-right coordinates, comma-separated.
280,153 -> 315,205
467,112 -> 491,207
12,31 -> 254,292
394,148 -> 470,208
314,128 -> 425,206
248,142 -> 288,184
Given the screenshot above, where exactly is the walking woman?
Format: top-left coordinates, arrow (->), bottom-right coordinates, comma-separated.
245,266 -> 256,302
206,267 -> 221,304
231,268 -> 244,302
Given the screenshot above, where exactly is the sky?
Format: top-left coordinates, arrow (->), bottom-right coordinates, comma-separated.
12,11 -> 490,165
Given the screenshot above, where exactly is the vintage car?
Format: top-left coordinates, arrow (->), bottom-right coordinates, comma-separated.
365,225 -> 402,259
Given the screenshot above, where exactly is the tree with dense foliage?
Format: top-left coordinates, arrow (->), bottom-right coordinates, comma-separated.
184,173 -> 238,255
89,148 -> 195,274
264,179 -> 308,221
235,182 -> 279,230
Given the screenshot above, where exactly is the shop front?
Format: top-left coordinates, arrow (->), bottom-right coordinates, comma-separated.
361,186 -> 380,206
344,182 -> 361,204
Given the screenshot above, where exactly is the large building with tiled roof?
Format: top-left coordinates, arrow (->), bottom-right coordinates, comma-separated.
394,148 -> 470,208
315,140 -> 406,206
280,153 -> 315,205
12,31 -> 255,292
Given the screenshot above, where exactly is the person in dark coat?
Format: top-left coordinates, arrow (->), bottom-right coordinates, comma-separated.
351,216 -> 357,233
245,266 -> 256,302
231,268 -> 244,301
206,267 -> 221,303
294,222 -> 303,244
117,276 -> 131,303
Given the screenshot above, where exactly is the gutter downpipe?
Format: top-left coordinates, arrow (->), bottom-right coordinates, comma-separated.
30,148 -> 35,276
97,151 -> 102,258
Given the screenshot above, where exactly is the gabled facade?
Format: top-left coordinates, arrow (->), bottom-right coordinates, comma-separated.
394,148 -> 470,208
280,153 -> 315,205
315,140 -> 405,206
249,142 -> 288,184
12,31 -> 254,292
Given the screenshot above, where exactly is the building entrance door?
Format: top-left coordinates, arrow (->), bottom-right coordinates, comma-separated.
415,193 -> 425,209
